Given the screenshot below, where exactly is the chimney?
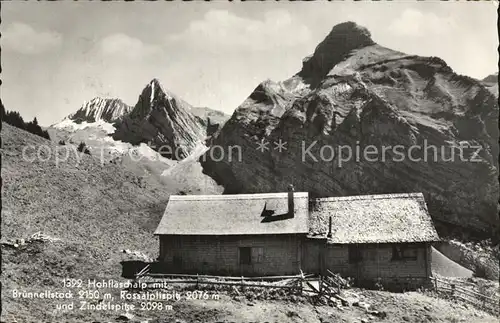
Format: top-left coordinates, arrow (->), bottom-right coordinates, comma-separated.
288,184 -> 294,217
327,216 -> 332,238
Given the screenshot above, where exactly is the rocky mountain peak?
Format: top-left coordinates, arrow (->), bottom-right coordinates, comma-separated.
202,22 -> 499,237
300,22 -> 376,80
148,78 -> 172,100
325,21 -> 374,43
113,79 -> 206,160
68,97 -> 132,123
129,79 -> 178,119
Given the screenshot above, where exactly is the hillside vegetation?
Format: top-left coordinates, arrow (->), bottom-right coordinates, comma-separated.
1,101 -> 50,140
0,123 -> 219,321
1,123 -> 498,322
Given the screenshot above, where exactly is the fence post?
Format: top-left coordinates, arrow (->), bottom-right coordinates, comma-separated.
196,274 -> 199,289
241,276 -> 245,292
450,284 -> 455,296
299,269 -> 304,294
434,277 -> 437,290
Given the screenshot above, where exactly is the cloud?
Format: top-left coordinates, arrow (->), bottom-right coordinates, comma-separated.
169,9 -> 311,52
98,33 -> 161,60
388,9 -> 457,37
2,22 -> 62,55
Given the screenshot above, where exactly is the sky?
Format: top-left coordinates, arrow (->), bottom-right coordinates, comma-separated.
1,1 -> 498,126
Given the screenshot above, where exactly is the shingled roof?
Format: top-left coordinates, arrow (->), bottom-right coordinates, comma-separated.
154,192 -> 309,236
309,193 -> 440,244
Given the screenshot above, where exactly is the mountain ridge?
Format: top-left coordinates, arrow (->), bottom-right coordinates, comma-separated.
68,97 -> 132,124
201,22 -> 499,237
50,79 -> 231,161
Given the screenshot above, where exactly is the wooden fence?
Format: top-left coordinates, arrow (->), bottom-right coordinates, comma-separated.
135,269 -> 350,306
433,277 -> 499,315
136,269 -> 314,291
135,268 -> 498,316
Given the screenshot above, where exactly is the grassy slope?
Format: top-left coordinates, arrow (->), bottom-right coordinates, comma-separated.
1,123 -> 174,252
1,123 -> 497,322
0,123 -> 219,321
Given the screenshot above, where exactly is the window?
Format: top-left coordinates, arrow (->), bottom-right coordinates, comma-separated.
348,245 -> 362,264
239,247 -> 264,265
252,247 -> 264,263
392,245 -> 418,261
239,247 -> 251,265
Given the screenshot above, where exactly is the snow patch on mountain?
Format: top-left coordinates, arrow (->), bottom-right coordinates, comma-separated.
150,81 -> 155,104
53,119 -> 117,134
51,117 -> 174,167
161,143 -> 209,176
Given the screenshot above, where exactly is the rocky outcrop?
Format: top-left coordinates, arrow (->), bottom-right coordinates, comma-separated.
190,107 -> 230,126
481,73 -> 498,97
113,79 -> 206,160
201,22 -> 499,236
482,73 -> 498,84
68,98 -> 132,123
190,107 -> 231,138
300,22 -> 376,85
